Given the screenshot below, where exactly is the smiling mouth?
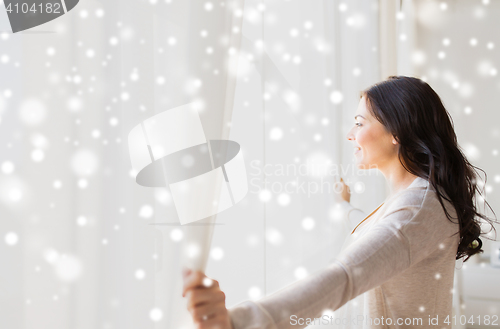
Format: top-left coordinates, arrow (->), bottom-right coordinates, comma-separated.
354,147 -> 361,154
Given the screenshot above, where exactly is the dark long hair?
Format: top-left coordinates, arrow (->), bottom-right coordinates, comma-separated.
361,75 -> 498,262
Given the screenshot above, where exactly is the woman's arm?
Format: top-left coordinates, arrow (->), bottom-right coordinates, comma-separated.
228,204 -> 428,329
334,177 -> 367,231
337,200 -> 367,232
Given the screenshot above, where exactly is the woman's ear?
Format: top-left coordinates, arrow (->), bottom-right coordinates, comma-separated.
392,137 -> 398,145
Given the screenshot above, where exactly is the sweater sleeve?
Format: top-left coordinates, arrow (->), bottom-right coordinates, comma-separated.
336,200 -> 367,232
228,205 -> 422,329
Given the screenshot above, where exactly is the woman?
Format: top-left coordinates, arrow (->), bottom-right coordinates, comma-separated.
182,76 -> 497,329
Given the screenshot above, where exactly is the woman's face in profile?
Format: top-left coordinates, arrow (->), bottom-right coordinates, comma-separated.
346,96 -> 398,169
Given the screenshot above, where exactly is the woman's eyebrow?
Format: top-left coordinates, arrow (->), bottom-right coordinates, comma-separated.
354,115 -> 366,120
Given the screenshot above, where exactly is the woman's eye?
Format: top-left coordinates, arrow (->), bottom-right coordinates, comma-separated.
355,122 -> 362,127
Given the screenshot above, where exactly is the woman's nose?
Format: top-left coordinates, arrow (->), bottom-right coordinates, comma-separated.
346,127 -> 355,141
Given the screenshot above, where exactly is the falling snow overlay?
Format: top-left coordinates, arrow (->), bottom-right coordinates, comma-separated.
0,0 -> 499,328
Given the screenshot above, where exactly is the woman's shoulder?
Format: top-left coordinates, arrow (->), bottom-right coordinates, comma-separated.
394,178 -> 454,213
383,184 -> 429,214
381,178 -> 459,234
384,177 -> 450,210
382,177 -> 457,225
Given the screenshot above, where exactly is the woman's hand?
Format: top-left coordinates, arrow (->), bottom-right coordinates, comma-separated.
182,267 -> 233,329
334,177 -> 351,203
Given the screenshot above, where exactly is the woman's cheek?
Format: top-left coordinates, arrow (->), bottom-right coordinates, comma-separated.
356,131 -> 368,149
